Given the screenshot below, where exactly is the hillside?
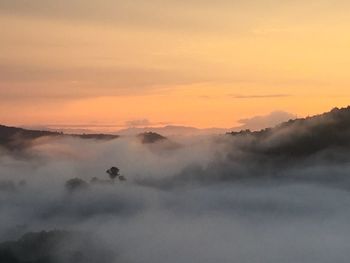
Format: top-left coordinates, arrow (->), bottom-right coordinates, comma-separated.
228,106 -> 350,158
0,230 -> 113,263
0,125 -> 119,151
155,106 -> 350,186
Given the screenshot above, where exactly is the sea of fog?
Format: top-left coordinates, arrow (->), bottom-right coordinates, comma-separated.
1,135 -> 350,262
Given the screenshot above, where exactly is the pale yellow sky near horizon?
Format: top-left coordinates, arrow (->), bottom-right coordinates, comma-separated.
1,0 -> 350,129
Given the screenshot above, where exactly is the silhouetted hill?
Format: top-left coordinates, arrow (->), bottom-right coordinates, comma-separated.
74,134 -> 119,140
0,125 -> 119,151
137,132 -> 167,144
144,106 -> 350,187
118,125 -> 229,136
0,125 -> 61,150
227,106 -> 350,158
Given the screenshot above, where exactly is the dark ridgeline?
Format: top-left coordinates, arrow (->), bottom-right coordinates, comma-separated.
227,106 -> 350,158
146,106 -> 350,187
0,125 -> 62,150
76,134 -> 119,140
2,106 -> 350,155
0,125 -> 119,151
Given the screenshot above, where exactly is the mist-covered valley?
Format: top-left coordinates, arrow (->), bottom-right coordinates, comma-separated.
2,107 -> 350,262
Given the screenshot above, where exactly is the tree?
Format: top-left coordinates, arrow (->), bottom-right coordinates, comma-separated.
65,178 -> 88,192
106,167 -> 120,180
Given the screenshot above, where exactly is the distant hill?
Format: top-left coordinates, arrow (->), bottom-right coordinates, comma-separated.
74,134 -> 119,140
0,125 -> 61,150
117,125 -> 229,136
0,125 -> 119,151
137,132 -> 167,144
136,132 -> 182,151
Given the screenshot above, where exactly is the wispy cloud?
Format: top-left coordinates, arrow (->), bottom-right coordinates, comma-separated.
234,111 -> 297,131
229,94 -> 291,99
125,119 -> 151,127
125,119 -> 171,128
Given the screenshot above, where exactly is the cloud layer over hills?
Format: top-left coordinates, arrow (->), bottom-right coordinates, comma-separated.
1,107 -> 350,262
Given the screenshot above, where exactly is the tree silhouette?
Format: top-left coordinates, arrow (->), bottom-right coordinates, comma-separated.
65,178 -> 88,192
106,167 -> 120,180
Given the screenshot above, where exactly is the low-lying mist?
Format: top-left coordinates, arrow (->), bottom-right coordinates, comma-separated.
1,120 -> 350,263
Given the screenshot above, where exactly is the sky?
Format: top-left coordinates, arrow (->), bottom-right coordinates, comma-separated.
1,0 -> 350,130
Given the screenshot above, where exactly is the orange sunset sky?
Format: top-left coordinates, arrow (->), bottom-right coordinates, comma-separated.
1,1 -> 350,131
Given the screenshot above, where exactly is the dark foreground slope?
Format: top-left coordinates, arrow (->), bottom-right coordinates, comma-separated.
0,231 -> 114,263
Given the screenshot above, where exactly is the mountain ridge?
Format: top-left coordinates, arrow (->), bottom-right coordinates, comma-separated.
227,106 -> 350,158
0,125 -> 119,151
